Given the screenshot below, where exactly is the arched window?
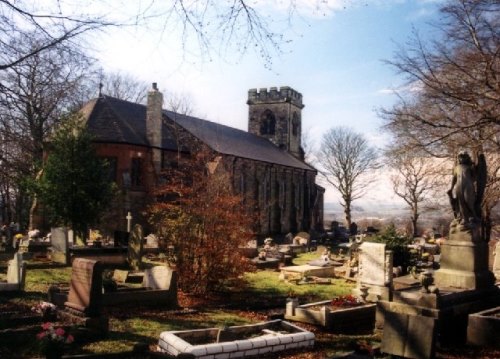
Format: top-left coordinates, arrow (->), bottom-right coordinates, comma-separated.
260,110 -> 276,135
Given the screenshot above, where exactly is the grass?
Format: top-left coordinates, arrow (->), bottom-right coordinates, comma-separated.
1,251 -> 358,358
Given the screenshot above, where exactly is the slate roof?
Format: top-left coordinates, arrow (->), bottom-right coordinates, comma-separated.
82,95 -> 315,171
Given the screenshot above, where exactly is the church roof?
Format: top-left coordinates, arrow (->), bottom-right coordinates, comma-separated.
82,95 -> 314,171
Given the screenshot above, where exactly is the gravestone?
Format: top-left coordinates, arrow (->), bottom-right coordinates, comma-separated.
493,242 -> 500,280
127,224 -> 144,270
355,242 -> 393,301
65,258 -> 103,317
50,227 -> 69,264
0,253 -> 26,291
145,234 -> 159,248
142,266 -> 175,290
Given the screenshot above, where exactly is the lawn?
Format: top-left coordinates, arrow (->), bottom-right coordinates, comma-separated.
1,252 -> 499,359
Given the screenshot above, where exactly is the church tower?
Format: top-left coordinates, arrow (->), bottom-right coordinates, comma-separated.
247,86 -> 305,160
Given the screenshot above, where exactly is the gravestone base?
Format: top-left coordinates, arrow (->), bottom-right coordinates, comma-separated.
377,286 -> 500,349
435,223 -> 495,290
58,308 -> 109,338
353,284 -> 391,302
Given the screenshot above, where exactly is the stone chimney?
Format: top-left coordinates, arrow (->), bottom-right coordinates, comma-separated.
146,82 -> 163,173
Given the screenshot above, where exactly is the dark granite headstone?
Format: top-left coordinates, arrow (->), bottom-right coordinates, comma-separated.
114,230 -> 129,247
65,258 -> 103,317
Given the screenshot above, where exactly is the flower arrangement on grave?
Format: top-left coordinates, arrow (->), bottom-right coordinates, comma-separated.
36,322 -> 74,358
330,294 -> 362,308
31,301 -> 57,321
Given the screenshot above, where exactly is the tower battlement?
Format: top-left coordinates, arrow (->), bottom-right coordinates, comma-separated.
247,86 -> 303,108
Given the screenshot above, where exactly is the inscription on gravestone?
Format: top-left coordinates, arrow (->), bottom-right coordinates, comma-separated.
65,258 -> 103,317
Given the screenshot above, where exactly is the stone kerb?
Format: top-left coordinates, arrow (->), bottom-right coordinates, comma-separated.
158,320 -> 314,359
356,242 -> 393,302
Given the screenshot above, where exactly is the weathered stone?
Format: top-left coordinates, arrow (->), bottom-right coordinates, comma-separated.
0,253 -> 26,291
65,258 -> 103,317
381,312 -> 436,359
127,224 -> 144,271
355,242 -> 393,302
50,227 -> 69,264
434,224 -> 494,290
112,269 -> 129,283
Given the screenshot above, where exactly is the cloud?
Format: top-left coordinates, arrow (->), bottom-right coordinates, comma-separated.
378,81 -> 423,95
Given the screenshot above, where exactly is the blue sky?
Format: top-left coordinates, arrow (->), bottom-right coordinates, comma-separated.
90,0 -> 444,205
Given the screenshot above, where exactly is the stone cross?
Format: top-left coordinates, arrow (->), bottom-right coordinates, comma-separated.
126,211 -> 133,232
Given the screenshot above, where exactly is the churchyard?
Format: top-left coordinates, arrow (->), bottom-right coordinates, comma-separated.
0,226 -> 500,358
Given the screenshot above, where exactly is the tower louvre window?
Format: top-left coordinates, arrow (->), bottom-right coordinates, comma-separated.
260,109 -> 276,135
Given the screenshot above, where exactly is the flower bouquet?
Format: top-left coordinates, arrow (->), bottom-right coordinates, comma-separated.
330,294 -> 362,308
31,301 -> 57,321
37,322 -> 74,359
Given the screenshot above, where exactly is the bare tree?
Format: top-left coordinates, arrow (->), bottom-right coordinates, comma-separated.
0,0 -> 109,71
381,0 -> 499,156
316,127 -> 380,229
386,147 -> 447,237
0,31 -> 93,227
98,72 -> 150,104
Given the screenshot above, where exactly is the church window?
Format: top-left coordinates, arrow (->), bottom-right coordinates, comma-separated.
260,110 -> 276,135
292,112 -> 299,136
131,157 -> 142,187
102,156 -> 117,182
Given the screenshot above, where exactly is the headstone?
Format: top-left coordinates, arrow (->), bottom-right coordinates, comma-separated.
6,253 -> 22,284
145,234 -> 159,248
127,224 -> 144,270
65,258 -> 103,317
294,232 -> 310,246
112,269 -> 129,283
381,312 -> 436,359
355,242 -> 393,301
492,242 -> 500,280
142,266 -> 174,290
114,230 -> 129,247
50,227 -> 69,264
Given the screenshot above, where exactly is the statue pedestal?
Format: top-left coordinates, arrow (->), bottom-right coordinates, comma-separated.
435,223 -> 494,290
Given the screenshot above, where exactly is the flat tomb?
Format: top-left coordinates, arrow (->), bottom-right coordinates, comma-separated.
280,265 -> 336,280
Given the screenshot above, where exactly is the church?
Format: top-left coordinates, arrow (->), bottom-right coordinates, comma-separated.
81,84 -> 324,237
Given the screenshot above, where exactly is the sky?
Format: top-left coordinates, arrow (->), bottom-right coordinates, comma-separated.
83,0 -> 445,207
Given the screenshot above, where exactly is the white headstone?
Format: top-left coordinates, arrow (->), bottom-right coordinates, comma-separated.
142,266 -> 174,290
145,234 -> 159,248
358,242 -> 393,287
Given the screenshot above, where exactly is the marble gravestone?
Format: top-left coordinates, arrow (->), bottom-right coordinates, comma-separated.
142,266 -> 175,290
355,242 -> 393,301
50,227 -> 69,264
65,258 -> 103,317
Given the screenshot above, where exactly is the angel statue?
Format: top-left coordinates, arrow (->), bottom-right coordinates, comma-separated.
447,151 -> 486,229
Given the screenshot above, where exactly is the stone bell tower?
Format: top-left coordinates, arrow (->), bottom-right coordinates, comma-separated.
247,86 -> 305,160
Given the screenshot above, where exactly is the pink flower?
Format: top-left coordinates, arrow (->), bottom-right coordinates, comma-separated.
55,328 -> 65,336
66,334 -> 74,344
41,322 -> 52,330
37,332 -> 46,340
